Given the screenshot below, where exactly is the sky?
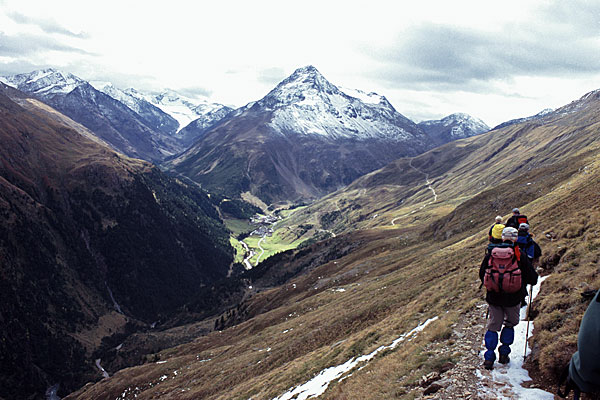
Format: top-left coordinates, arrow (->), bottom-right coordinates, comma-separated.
1,0 -> 600,127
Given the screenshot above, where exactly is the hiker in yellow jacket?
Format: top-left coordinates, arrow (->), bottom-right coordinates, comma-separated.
488,216 -> 505,244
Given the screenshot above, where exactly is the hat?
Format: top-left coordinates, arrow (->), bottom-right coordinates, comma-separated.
495,215 -> 503,222
512,208 -> 520,214
502,227 -> 519,242
519,223 -> 530,231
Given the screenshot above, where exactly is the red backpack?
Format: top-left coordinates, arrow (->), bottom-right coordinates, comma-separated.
484,246 -> 522,293
516,215 -> 528,226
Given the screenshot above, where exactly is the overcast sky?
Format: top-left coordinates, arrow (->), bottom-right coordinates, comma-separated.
1,0 -> 600,126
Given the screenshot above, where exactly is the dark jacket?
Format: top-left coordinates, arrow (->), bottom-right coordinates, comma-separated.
569,290 -> 600,393
479,241 -> 538,307
506,214 -> 528,229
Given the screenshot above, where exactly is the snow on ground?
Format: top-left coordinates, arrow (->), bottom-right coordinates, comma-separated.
476,276 -> 554,399
272,317 -> 438,400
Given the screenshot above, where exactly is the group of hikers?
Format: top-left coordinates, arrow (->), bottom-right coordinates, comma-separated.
479,208 -> 599,399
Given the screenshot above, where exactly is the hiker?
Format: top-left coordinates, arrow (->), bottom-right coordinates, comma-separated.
558,290 -> 600,399
516,223 -> 535,260
479,227 -> 538,370
505,208 -> 528,229
516,223 -> 536,306
488,216 -> 505,244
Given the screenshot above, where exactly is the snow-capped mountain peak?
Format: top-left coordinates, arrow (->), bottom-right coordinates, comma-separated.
259,65 -> 340,110
2,68 -> 85,95
143,89 -> 232,133
418,113 -> 489,143
254,65 -> 419,141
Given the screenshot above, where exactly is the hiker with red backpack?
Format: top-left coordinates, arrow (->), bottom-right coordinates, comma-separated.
479,226 -> 538,370
505,208 -> 528,229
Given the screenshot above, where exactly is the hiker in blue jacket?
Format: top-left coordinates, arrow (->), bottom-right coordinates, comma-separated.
479,227 -> 538,370
516,223 -> 535,260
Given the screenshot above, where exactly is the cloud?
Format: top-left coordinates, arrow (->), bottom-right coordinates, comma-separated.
0,32 -> 92,57
257,67 -> 287,85
7,12 -> 89,38
361,4 -> 600,93
174,86 -> 213,99
0,58 -> 43,76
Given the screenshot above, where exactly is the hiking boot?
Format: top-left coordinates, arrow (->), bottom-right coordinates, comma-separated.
499,354 -> 510,364
483,359 -> 494,370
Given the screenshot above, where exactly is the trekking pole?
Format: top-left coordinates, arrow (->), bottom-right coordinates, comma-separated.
523,285 -> 533,360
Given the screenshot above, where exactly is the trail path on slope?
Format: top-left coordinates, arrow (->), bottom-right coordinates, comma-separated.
391,159 -> 438,226
415,277 -> 553,400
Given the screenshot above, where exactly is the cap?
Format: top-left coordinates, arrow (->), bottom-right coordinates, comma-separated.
495,216 -> 503,222
519,223 -> 530,231
512,208 -> 520,214
502,227 -> 519,242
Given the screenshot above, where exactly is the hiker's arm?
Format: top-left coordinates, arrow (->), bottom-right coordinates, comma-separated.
479,255 -> 489,282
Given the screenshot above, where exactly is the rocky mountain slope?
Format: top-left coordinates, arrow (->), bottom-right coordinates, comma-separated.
64,87 -> 600,399
0,69 -> 181,161
0,84 -> 233,399
0,70 -> 233,161
278,87 -> 600,240
90,83 -> 180,136
93,85 -> 234,147
165,66 -> 435,205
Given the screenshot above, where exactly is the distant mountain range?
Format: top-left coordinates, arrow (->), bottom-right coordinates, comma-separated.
286,86 -> 600,238
2,66 -> 490,205
0,69 -> 232,161
165,66 -> 489,204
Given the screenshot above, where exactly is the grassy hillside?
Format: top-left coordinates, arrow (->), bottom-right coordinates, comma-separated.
67,145 -> 600,400
63,88 -> 600,399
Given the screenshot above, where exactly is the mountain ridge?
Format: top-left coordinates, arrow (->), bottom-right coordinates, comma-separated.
166,65 -> 483,205
1,69 -> 234,161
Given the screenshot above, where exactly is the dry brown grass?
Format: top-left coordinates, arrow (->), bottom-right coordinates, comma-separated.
67,114 -> 600,398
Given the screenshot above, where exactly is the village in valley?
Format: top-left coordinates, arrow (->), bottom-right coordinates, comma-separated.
249,213 -> 279,237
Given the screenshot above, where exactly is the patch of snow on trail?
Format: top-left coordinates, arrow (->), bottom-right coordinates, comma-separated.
272,317 -> 438,400
477,276 -> 554,399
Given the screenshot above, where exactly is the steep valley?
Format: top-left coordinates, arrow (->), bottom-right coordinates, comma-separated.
0,85 -> 234,399
64,91 -> 600,398
2,80 -> 600,399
